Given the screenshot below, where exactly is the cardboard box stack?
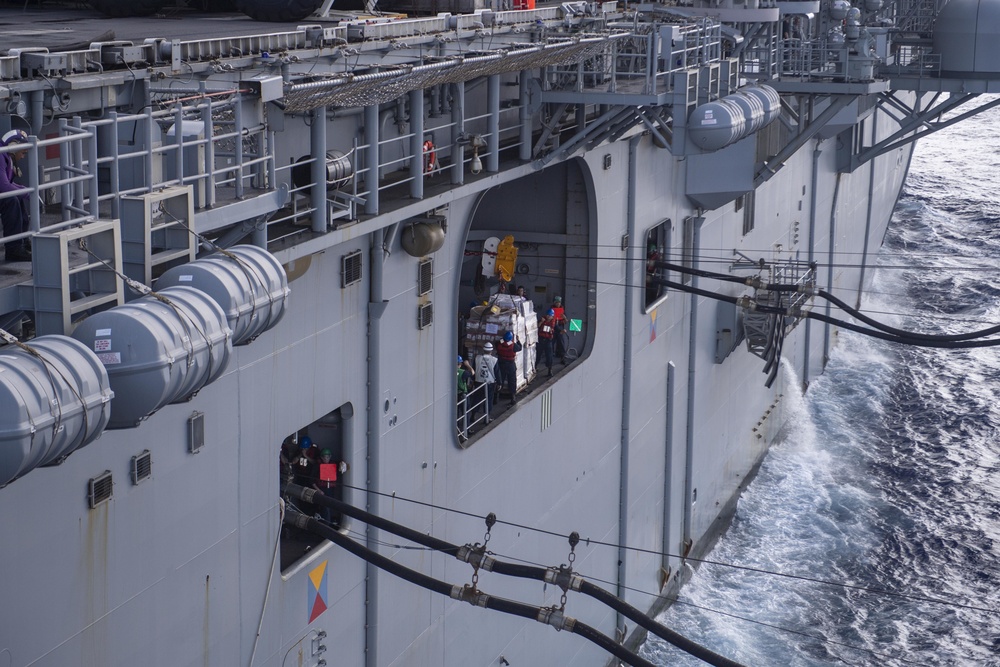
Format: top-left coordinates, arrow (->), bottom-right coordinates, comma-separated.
464,294 -> 537,393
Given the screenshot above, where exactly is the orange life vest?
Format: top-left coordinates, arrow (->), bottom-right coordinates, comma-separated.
539,316 -> 555,339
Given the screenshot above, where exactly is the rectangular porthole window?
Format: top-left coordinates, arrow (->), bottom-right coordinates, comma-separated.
644,219 -> 671,311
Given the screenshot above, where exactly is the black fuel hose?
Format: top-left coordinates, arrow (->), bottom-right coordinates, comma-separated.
653,276 -> 1000,349
653,260 -> 753,285
284,509 -> 658,667
650,277 -> 740,304
283,483 -> 747,667
803,310 -> 1000,348
653,260 -> 1000,343
578,580 -> 746,667
816,289 -> 1000,342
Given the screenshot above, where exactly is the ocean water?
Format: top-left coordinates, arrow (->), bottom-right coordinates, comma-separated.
642,104 -> 1000,666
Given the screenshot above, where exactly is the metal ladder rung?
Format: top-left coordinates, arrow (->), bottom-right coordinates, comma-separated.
150,248 -> 193,265
150,219 -> 186,232
68,292 -> 119,315
67,260 -> 112,276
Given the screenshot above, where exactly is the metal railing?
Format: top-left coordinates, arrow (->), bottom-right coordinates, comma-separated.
1,93 -> 273,249
456,382 -> 493,442
879,49 -> 941,81
778,38 -> 877,82
545,20 -> 722,98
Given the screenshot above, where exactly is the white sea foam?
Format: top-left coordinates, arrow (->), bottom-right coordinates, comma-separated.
644,105 -> 1000,667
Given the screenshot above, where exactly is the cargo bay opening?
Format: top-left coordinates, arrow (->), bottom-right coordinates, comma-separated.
456,159 -> 595,443
279,404 -> 352,571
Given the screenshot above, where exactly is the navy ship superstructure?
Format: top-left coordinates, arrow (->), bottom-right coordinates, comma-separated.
2,0 -> 999,664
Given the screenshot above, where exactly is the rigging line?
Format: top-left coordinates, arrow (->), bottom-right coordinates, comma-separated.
649,261 -> 1000,341
248,498 -> 284,667
658,277 -> 1000,348
471,248 -> 1000,273
683,245 -> 1000,260
342,526 -> 434,551
488,238 -> 1000,262
832,307 -> 1000,328
651,258 -> 964,294
802,310 -> 1000,349
540,241 -> 990,266
283,483 -> 746,667
157,204 -> 271,335
284,509 -> 660,667
335,482 -> 999,616
482,547 -> 907,665
565,568 -> 940,667
822,283 -> 1000,307
816,289 -> 1000,342
760,260 -> 999,272
561,241 -> 993,260
546,269 -> 1000,329
646,262 -> 1000,346
560,267 -> 1000,327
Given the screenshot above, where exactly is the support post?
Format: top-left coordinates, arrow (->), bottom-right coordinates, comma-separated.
487,74 -> 500,173
410,89 -> 425,199
365,104 -> 380,215
519,74 -> 531,162
451,83 -> 465,185
311,106 -> 328,233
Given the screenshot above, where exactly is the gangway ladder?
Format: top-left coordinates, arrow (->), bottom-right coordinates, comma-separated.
120,185 -> 197,301
31,220 -> 126,336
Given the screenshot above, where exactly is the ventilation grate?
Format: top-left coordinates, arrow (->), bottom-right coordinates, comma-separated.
417,258 -> 433,296
418,303 -> 433,329
131,450 -> 152,485
88,471 -> 113,508
341,250 -> 363,288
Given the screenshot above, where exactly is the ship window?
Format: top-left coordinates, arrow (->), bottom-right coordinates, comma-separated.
88,471 -> 114,508
418,303 -> 433,329
341,250 -> 363,288
418,258 -> 433,296
188,411 -> 205,453
280,405 -> 353,572
742,190 -> 756,236
644,221 -> 670,310
131,450 -> 152,485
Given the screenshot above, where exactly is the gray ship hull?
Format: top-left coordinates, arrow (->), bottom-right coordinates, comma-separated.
0,2 -> 970,665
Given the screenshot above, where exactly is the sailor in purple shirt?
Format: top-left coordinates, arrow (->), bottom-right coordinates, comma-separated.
1,129 -> 31,262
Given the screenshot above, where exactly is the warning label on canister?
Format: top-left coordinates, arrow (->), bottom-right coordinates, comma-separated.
97,352 -> 122,365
